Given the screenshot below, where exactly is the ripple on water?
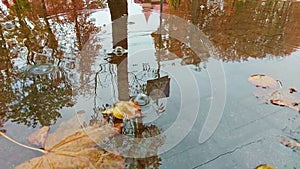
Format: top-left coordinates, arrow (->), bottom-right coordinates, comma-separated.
28,64 -> 54,75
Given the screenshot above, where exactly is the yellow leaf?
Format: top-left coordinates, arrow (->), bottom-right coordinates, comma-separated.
102,101 -> 142,120
255,164 -> 277,169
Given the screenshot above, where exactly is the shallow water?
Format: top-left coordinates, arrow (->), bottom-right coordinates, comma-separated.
1,0 -> 300,168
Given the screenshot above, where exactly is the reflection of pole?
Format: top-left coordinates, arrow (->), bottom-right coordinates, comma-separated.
192,0 -> 199,24
154,0 -> 164,105
108,0 -> 130,101
158,0 -> 163,79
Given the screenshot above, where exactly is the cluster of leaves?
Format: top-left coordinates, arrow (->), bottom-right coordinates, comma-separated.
249,74 -> 300,168
248,74 -> 300,113
1,101 -> 164,168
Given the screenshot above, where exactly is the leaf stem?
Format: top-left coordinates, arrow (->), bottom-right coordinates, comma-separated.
0,131 -> 47,154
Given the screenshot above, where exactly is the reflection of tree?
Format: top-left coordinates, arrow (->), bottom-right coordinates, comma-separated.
7,69 -> 73,127
0,0 -> 105,129
203,0 -> 294,60
151,18 -> 209,70
0,105 -> 7,133
0,24 -> 9,60
107,120 -> 164,169
123,123 -> 163,169
166,0 -> 300,61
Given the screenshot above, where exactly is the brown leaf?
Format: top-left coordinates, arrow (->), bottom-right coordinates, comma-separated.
254,89 -> 300,113
15,111 -> 125,169
28,126 -> 50,147
278,136 -> 300,150
289,87 -> 297,93
268,90 -> 300,113
248,74 -> 279,89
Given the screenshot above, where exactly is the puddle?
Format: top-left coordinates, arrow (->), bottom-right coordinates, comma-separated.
1,0 -> 300,168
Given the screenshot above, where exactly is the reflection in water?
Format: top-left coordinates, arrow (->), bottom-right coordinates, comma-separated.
168,0 -> 300,60
5,67 -> 73,127
108,0 -> 130,101
0,0 -> 102,128
1,0 -> 300,168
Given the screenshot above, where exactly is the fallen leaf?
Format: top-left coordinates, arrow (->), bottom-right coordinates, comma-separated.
278,136 -> 300,150
289,87 -> 297,93
268,90 -> 300,113
28,126 -> 50,147
254,89 -> 300,113
255,164 -> 276,169
102,101 -> 142,120
15,111 -> 125,169
248,74 -> 279,89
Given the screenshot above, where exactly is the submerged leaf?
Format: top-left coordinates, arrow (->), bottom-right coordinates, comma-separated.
248,74 -> 279,89
255,164 -> 276,169
278,136 -> 300,150
254,88 -> 300,113
15,111 -> 125,169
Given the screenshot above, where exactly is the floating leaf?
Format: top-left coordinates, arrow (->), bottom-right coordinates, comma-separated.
102,101 -> 142,120
278,136 -> 300,150
255,164 -> 276,169
248,74 -> 279,89
254,88 -> 300,113
28,126 -> 50,147
10,111 -> 125,169
289,88 -> 297,94
268,89 -> 300,113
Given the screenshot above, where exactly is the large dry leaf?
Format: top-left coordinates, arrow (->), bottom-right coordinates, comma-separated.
248,74 -> 279,89
255,164 -> 276,169
15,111 -> 125,169
278,136 -> 300,150
102,101 -> 142,120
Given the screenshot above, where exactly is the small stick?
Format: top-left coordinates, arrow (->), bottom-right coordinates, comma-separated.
0,131 -> 47,154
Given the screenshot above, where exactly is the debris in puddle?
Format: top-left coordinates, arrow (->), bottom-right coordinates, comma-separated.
248,74 -> 280,89
1,112 -> 125,169
102,101 -> 142,120
278,135 -> 300,150
249,74 -> 300,113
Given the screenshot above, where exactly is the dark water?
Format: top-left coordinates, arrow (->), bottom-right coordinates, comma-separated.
1,0 -> 300,168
